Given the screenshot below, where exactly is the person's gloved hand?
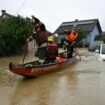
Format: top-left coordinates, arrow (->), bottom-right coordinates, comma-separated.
64,41 -> 68,46
31,15 -> 35,18
63,45 -> 66,50
72,41 -> 76,46
27,36 -> 33,42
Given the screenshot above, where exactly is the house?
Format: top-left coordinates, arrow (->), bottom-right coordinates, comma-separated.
54,19 -> 102,45
94,32 -> 105,41
0,10 -> 15,19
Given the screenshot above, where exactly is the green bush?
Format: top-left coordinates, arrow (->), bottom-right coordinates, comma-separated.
77,30 -> 87,43
0,16 -> 33,56
59,37 -> 66,47
103,38 -> 105,43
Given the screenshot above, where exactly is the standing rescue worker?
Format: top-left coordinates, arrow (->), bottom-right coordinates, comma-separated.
47,36 -> 58,63
27,15 -> 48,64
64,28 -> 78,58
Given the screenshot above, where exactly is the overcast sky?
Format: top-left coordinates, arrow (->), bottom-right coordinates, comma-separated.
0,0 -> 105,32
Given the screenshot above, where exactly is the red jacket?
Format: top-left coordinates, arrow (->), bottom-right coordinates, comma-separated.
33,31 -> 48,46
47,43 -> 58,58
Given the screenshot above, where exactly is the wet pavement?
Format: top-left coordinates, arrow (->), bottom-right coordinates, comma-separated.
0,48 -> 105,105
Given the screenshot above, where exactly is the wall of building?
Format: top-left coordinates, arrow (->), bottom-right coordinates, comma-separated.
58,34 -> 66,43
85,25 -> 100,44
28,40 -> 36,54
85,32 -> 91,44
90,25 -> 100,44
58,34 -> 66,38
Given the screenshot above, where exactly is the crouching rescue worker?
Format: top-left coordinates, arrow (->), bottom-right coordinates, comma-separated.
47,36 -> 58,63
64,28 -> 78,58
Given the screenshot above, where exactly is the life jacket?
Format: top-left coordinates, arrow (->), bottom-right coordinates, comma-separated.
66,32 -> 78,42
47,42 -> 58,58
33,31 -> 48,46
56,56 -> 64,62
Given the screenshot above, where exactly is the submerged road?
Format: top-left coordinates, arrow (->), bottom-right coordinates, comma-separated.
0,48 -> 105,105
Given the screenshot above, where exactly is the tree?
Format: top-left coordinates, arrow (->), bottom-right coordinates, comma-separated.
0,16 -> 33,56
77,29 -> 87,47
103,38 -> 105,43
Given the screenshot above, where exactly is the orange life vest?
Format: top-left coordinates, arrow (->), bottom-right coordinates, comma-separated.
56,56 -> 64,62
66,32 -> 78,42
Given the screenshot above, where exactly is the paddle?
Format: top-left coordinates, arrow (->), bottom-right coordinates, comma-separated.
22,42 -> 28,64
74,47 -> 81,61
22,25 -> 33,64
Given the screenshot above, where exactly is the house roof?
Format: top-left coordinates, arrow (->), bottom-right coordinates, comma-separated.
0,10 -> 15,20
54,19 -> 102,34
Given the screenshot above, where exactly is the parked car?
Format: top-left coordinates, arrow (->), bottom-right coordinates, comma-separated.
88,41 -> 104,52
95,44 -> 105,61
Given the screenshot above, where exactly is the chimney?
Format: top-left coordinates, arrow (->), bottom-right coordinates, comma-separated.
75,19 -> 78,22
1,10 -> 6,15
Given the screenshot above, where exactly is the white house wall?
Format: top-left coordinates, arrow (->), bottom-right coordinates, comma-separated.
28,40 -> 36,54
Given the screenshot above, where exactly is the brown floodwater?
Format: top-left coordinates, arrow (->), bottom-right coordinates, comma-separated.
0,48 -> 105,105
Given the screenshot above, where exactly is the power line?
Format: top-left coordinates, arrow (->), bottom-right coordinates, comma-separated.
16,0 -> 29,15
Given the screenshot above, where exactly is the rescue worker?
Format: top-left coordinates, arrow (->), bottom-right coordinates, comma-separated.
27,15 -> 48,64
47,36 -> 58,63
64,27 -> 78,58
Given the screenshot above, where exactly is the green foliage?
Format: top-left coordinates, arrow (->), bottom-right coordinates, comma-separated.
59,37 -> 66,47
0,16 -> 33,56
76,29 -> 87,47
103,38 -> 105,43
77,29 -> 87,43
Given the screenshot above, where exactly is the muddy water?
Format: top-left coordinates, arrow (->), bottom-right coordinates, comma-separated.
0,48 -> 105,105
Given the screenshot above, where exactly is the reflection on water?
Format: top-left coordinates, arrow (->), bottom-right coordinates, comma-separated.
10,65 -> 78,105
0,48 -> 105,105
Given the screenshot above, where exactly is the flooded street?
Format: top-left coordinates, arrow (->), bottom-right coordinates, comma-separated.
0,48 -> 105,105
